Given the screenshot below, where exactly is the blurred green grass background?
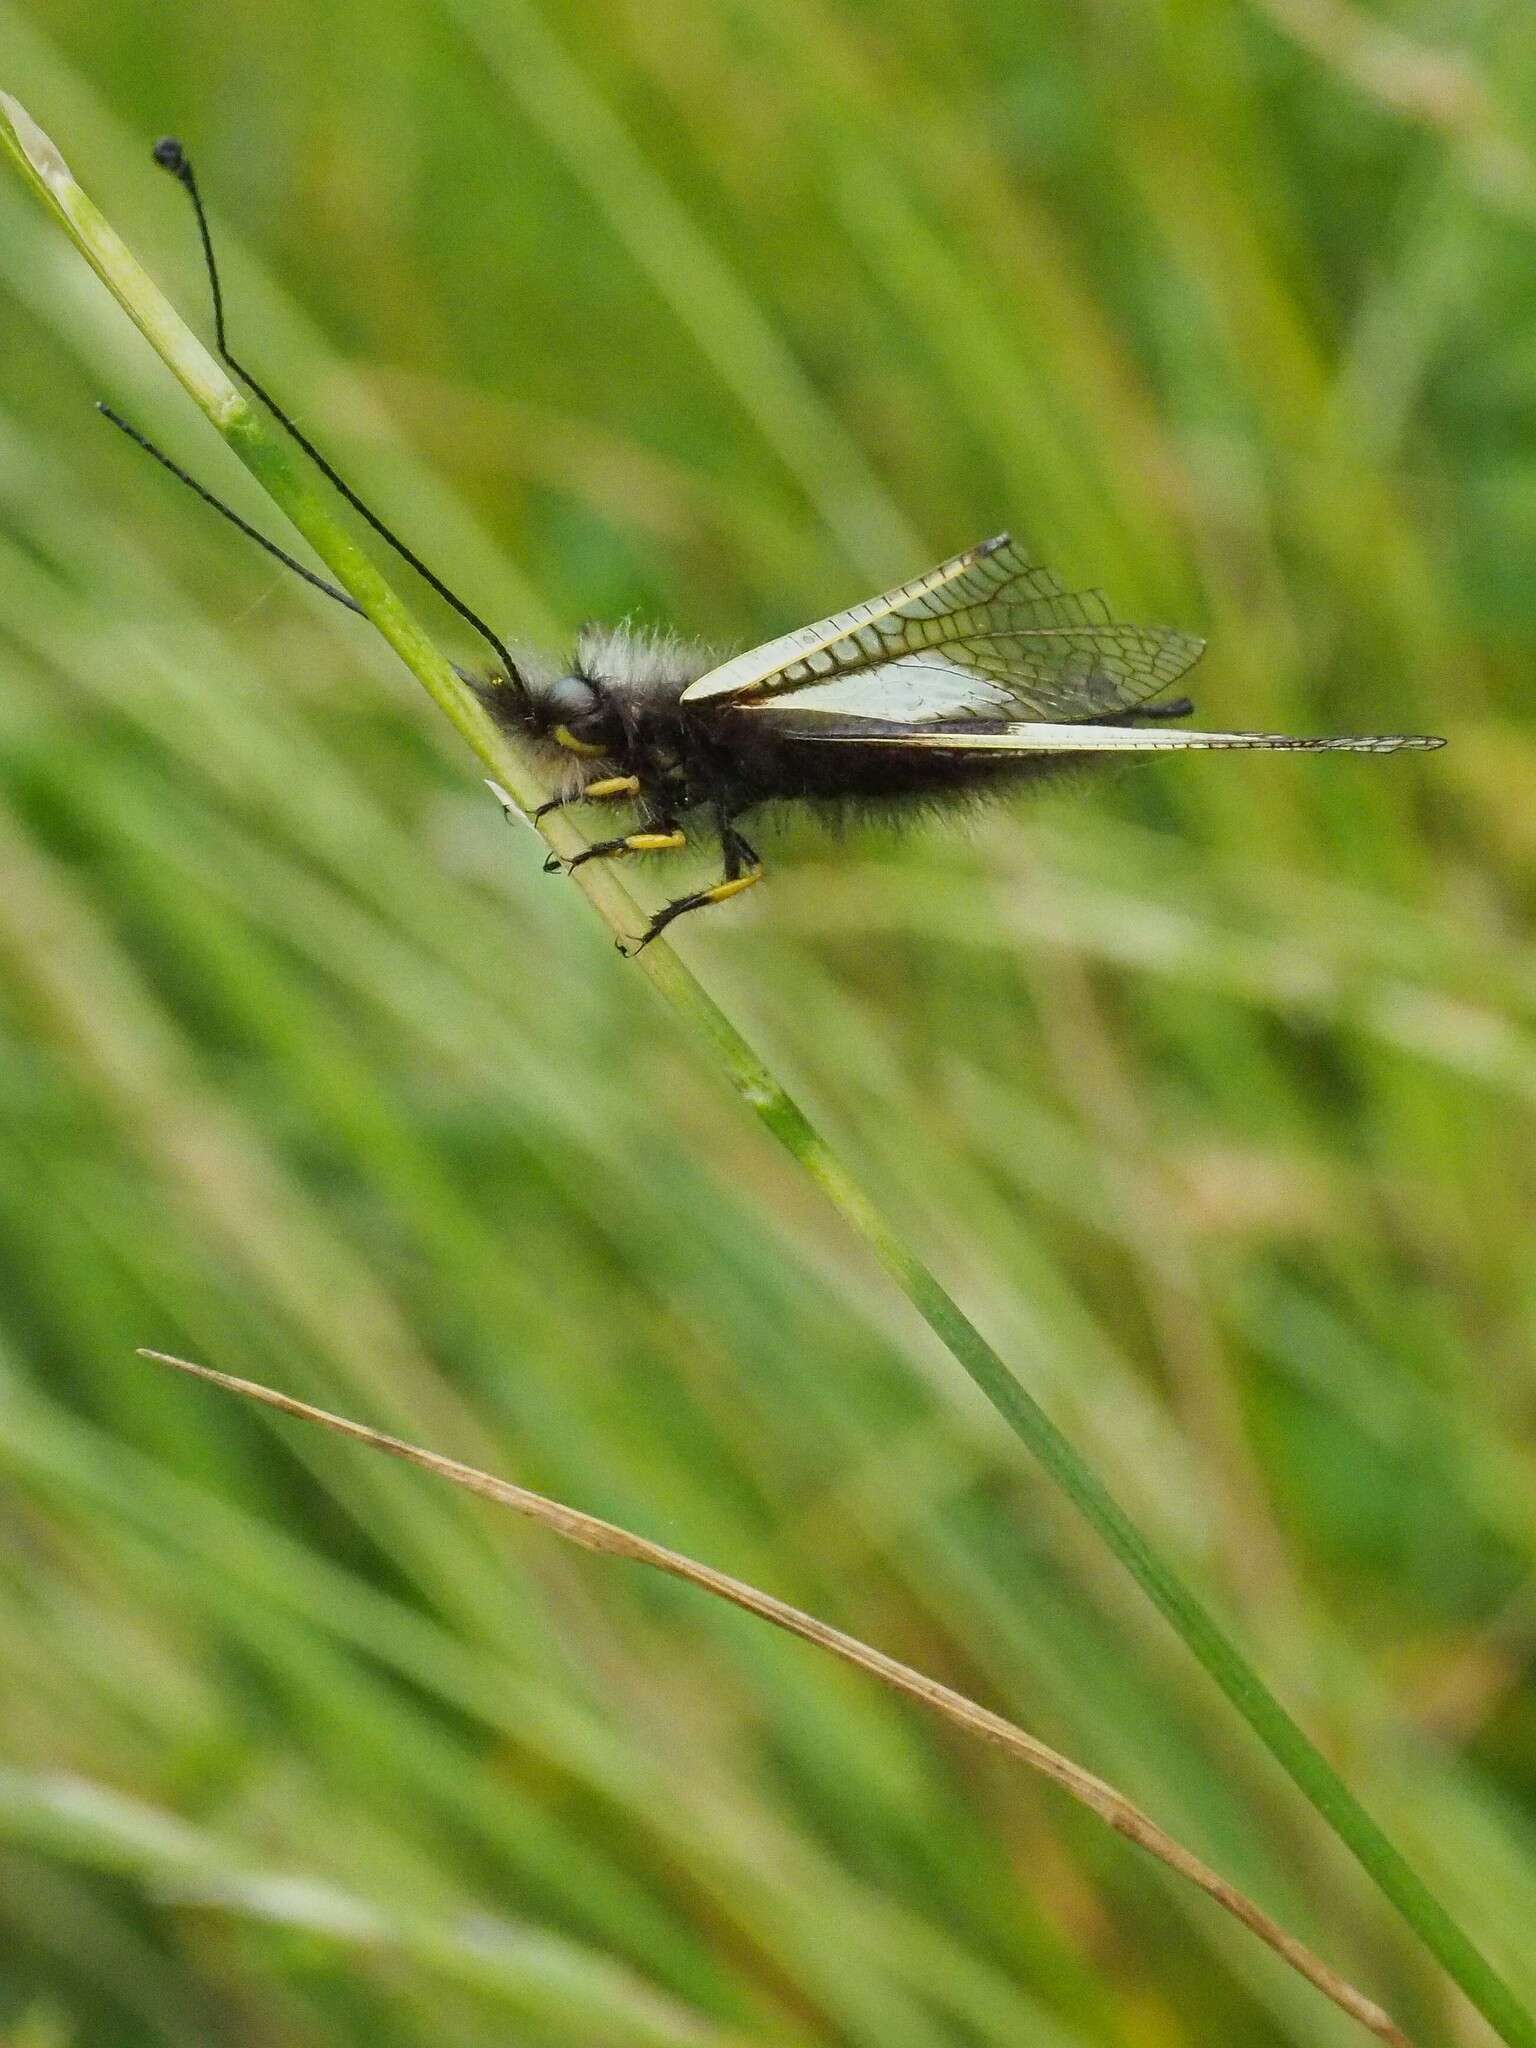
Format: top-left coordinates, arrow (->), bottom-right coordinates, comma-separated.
2,0 -> 1534,2042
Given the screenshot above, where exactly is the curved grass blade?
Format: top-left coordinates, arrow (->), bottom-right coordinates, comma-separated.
141,1349 -> 1411,2048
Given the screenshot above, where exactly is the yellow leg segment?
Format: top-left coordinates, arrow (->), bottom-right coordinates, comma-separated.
700,866 -> 763,904
556,827 -> 688,874
622,831 -> 687,853
533,773 -> 642,823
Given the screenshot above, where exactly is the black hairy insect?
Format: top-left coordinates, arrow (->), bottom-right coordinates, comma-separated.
102,139 -> 1445,953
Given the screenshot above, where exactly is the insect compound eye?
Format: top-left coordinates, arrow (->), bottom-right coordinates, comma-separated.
545,673 -> 602,726
542,672 -> 618,757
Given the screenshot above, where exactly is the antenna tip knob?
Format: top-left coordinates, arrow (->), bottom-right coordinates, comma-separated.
152,136 -> 187,173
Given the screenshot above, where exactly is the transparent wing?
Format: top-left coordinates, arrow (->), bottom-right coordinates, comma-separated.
681,533 -> 1206,722
781,720 -> 1444,755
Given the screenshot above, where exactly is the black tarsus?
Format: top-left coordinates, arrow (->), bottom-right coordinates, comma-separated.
630,878 -> 725,952
97,403 -> 364,616
151,136 -> 526,697
564,834 -> 632,871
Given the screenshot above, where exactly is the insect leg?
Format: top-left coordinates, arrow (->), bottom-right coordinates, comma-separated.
543,782 -> 687,871
627,819 -> 764,954
532,775 -> 642,822
563,827 -> 687,871
725,825 -> 761,876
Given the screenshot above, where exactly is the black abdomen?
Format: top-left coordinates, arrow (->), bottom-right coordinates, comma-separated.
708,712 -> 1090,812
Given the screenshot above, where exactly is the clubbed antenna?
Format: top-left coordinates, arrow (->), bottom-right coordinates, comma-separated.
151,136 -> 527,697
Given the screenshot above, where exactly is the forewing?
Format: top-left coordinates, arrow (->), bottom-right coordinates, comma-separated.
682,534 -> 1205,723
681,535 -> 1011,705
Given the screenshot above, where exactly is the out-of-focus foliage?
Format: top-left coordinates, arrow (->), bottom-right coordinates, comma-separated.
1,1 -> 1533,2042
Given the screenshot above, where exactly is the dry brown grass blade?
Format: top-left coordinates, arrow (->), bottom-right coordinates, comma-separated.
140,1347 -> 1410,2046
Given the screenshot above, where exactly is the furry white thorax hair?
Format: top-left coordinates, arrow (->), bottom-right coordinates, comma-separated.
570,622 -> 718,703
